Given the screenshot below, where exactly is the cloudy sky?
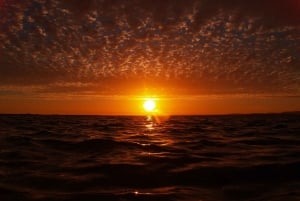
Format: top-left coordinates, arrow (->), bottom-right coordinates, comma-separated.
0,0 -> 299,114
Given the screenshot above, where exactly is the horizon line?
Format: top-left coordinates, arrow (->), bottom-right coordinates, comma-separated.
1,111 -> 300,116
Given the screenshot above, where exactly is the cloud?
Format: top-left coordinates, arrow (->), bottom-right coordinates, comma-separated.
0,0 -> 299,95
191,0 -> 300,29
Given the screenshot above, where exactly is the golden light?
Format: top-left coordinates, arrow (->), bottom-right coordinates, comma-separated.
143,99 -> 156,112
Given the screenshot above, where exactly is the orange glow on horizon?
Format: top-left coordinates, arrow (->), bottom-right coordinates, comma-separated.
0,93 -> 300,115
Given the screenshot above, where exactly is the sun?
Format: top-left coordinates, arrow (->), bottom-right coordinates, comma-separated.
143,99 -> 156,112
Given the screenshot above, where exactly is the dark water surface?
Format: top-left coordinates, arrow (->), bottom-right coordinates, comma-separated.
1,114 -> 300,201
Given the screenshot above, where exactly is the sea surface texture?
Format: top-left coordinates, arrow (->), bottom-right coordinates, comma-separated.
0,114 -> 300,201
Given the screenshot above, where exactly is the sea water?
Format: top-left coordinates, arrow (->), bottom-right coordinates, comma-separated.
0,114 -> 300,201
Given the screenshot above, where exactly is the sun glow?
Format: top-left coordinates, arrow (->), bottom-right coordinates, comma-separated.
143,99 -> 156,112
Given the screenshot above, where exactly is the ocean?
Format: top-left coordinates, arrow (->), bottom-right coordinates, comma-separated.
0,114 -> 300,201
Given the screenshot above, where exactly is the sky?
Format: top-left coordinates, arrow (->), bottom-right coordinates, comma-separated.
0,0 -> 300,115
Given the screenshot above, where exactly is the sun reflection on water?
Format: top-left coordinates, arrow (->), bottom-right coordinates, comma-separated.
145,115 -> 155,131
142,115 -> 174,155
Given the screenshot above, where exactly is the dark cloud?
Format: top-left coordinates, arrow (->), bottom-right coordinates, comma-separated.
195,0 -> 300,26
0,0 -> 299,95
59,0 -> 300,28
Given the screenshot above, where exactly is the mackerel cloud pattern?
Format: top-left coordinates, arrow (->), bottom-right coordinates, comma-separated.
0,0 -> 299,95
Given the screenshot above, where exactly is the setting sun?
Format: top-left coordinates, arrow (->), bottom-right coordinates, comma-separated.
143,99 -> 156,112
